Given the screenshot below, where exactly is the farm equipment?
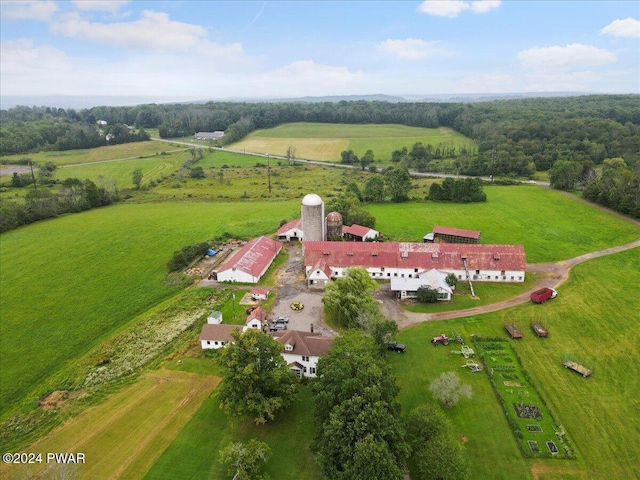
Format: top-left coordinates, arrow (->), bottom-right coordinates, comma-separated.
451,330 -> 464,344
451,345 -> 475,358
431,334 -> 450,346
461,360 -> 483,372
531,322 -> 548,337
505,324 -> 523,339
530,287 -> 557,304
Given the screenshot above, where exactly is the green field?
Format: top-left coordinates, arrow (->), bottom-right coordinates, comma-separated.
367,186 -> 640,263
0,201 -> 298,417
0,369 -> 217,480
0,141 -> 182,169
231,123 -> 476,162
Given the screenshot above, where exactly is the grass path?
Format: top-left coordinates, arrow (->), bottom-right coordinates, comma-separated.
0,370 -> 218,480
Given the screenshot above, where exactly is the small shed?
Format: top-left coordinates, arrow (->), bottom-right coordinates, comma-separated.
250,288 -> 270,301
207,311 -> 223,324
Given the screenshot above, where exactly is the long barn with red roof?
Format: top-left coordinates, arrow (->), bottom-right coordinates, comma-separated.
216,236 -> 282,284
303,241 -> 526,289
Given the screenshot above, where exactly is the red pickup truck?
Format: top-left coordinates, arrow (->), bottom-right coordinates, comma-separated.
530,287 -> 557,304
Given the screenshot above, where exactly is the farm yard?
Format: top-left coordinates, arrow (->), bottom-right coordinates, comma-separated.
1,124 -> 639,480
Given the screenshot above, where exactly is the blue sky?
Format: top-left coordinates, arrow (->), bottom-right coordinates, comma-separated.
1,1 -> 638,101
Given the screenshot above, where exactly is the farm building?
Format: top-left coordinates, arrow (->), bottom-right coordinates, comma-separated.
424,226 -> 481,244
303,241 -> 526,287
273,330 -> 333,378
343,224 -> 379,242
390,269 -> 453,300
307,258 -> 332,289
216,236 -> 282,284
276,218 -> 303,241
207,311 -> 223,324
199,324 -> 239,349
193,131 -> 225,140
250,287 -> 270,301
244,306 -> 267,331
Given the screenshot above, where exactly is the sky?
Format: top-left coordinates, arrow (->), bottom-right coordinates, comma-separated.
1,0 -> 639,103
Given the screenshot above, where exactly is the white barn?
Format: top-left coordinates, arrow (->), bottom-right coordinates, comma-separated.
276,219 -> 303,241
390,269 -> 453,300
216,236 -> 282,284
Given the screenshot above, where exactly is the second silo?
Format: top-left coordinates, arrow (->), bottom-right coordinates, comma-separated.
301,193 -> 325,241
326,211 -> 343,241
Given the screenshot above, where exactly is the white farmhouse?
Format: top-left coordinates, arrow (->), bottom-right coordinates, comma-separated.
273,330 -> 333,378
199,324 -> 239,349
243,306 -> 267,332
390,269 -> 453,300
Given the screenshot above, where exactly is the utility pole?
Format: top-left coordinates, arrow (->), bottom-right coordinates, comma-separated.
267,153 -> 271,194
29,160 -> 37,191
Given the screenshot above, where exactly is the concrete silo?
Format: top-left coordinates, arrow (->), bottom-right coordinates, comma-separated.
326,211 -> 343,241
301,193 -> 325,241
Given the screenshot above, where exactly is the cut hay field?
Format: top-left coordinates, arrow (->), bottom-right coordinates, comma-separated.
0,201 -> 297,418
0,369 -> 217,480
230,122 -> 476,162
391,247 -> 640,479
367,185 -> 640,263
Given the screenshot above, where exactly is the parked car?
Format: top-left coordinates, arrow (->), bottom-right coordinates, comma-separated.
273,316 -> 289,324
270,323 -> 287,331
387,341 -> 407,353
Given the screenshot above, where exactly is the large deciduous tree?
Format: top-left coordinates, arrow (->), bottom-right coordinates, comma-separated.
312,332 -> 408,479
429,372 -> 473,408
131,168 -> 143,190
384,167 -> 412,202
217,329 -> 297,424
220,439 -> 271,480
363,176 -> 385,202
322,267 -> 379,328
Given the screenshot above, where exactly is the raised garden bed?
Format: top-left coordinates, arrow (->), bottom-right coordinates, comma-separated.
527,425 -> 543,432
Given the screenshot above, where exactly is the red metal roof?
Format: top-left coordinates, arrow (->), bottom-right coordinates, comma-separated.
250,287 -> 270,296
303,241 -> 526,272
432,225 -> 481,239
218,236 -> 281,277
276,218 -> 302,235
344,224 -> 376,238
246,306 -> 267,323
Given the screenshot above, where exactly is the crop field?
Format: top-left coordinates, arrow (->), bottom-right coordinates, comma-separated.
0,201 -> 298,417
391,247 -> 640,479
230,122 -> 476,162
0,369 -> 218,480
367,185 -> 640,263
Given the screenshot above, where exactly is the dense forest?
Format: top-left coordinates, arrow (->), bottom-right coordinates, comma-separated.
1,95 -> 639,217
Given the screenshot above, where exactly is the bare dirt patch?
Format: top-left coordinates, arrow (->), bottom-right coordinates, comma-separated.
39,390 -> 68,410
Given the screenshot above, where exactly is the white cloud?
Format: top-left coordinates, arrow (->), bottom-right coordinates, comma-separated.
518,43 -> 617,71
600,18 -> 640,38
49,10 -> 242,57
417,0 -> 500,18
379,38 -> 442,60
1,1 -> 58,21
71,1 -> 130,14
264,61 -> 363,91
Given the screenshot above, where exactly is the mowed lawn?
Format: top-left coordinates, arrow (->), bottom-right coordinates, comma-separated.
0,369 -> 217,480
391,247 -> 640,479
0,201 -> 298,416
231,123 -> 476,162
367,186 -> 640,263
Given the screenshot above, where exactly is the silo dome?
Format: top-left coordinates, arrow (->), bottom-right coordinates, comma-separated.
326,211 -> 342,222
302,193 -> 323,206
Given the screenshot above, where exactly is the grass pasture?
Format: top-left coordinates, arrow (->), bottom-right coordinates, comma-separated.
0,141 -> 181,170
367,186 -> 640,263
392,247 -> 640,479
0,369 -> 217,480
230,123 -> 476,162
0,201 -> 297,418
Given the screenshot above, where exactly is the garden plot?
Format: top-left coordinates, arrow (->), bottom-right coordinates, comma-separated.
473,338 -> 575,459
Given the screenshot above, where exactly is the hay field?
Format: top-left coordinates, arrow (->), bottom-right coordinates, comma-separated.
231,123 -> 476,162
0,370 -> 217,480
